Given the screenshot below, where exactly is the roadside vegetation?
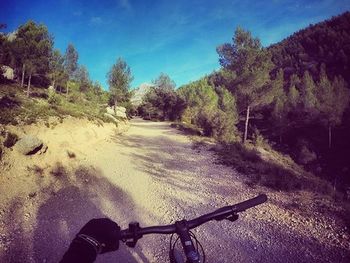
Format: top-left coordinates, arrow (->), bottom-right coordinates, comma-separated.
138,12 -> 350,199
0,21 -> 134,126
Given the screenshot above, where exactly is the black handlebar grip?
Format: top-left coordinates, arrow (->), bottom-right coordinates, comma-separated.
231,194 -> 267,213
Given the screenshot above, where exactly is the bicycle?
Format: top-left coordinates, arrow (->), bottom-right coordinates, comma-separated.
119,194 -> 267,263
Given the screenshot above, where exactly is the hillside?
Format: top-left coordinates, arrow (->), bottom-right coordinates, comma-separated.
269,11 -> 350,83
263,12 -> 350,186
212,12 -> 350,189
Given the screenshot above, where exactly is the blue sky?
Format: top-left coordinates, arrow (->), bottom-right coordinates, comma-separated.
1,0 -> 350,89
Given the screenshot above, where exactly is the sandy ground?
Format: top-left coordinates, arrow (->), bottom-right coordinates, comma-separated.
0,118 -> 349,262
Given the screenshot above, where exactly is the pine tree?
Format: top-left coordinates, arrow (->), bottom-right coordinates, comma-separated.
153,73 -> 176,90
217,27 -> 274,143
271,69 -> 288,143
107,58 -> 133,107
49,49 -> 66,90
317,68 -> 350,148
300,71 -> 319,120
15,21 -> 53,96
75,65 -> 91,92
64,44 -> 78,95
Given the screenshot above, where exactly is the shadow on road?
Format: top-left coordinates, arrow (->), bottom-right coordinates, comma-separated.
1,165 -> 148,263
112,130 -> 235,205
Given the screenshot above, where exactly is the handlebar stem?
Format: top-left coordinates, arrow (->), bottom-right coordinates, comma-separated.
175,220 -> 200,263
125,222 -> 142,247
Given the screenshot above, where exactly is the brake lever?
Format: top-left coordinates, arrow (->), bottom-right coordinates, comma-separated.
214,213 -> 239,222
225,213 -> 239,222
124,222 -> 143,248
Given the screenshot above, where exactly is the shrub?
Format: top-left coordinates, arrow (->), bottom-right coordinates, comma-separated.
120,101 -> 137,118
252,129 -> 271,149
0,94 -> 21,108
171,122 -> 203,135
68,92 -> 84,104
214,142 -> 304,191
48,91 -> 62,106
178,79 -> 238,142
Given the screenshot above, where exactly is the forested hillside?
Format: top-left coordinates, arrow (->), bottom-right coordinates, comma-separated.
264,11 -> 350,187
269,11 -> 350,83
139,12 -> 350,194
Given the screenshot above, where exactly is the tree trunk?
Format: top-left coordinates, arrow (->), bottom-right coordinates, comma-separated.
114,97 -> 118,111
21,64 -> 25,88
328,125 -> 332,149
66,82 -> 69,96
279,116 -> 282,144
26,73 -> 32,97
52,79 -> 56,90
244,105 -> 250,144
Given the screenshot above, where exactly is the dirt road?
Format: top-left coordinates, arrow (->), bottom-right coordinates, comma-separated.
0,118 -> 349,262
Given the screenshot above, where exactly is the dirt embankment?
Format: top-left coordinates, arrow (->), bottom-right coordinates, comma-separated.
0,118 -> 349,262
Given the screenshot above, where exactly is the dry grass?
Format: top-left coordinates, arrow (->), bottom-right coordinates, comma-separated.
212,141 -> 334,194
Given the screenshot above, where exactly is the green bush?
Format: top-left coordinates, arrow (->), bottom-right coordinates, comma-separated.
120,101 -> 137,118
48,91 -> 62,106
68,92 -> 84,104
178,79 -> 238,142
170,122 -> 203,135
252,129 -> 271,149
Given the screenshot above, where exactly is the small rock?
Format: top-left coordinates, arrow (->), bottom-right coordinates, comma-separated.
104,113 -> 118,123
14,135 -> 43,155
106,106 -> 115,115
28,192 -> 37,198
67,150 -> 76,158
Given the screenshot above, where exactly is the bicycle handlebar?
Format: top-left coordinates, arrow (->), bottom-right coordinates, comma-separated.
120,194 -> 267,240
